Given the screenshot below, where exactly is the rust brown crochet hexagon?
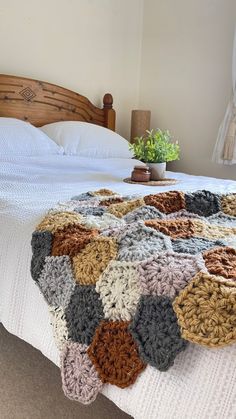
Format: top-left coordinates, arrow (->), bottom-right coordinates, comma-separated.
51,224 -> 99,257
144,191 -> 185,214
145,219 -> 195,239
72,237 -> 118,285
173,272 -> 236,347
203,247 -> 236,279
88,321 -> 146,388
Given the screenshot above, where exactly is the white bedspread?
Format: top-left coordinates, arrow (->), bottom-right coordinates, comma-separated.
1,155 -> 236,419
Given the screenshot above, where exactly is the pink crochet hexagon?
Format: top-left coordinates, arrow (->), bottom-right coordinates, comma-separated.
138,251 -> 205,299
61,342 -> 103,405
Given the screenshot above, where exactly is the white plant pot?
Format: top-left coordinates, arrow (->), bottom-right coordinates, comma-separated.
147,162 -> 166,180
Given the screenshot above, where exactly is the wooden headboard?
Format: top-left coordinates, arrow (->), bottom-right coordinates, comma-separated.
0,74 -> 115,130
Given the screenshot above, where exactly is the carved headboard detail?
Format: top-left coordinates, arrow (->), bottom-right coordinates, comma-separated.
0,74 -> 115,130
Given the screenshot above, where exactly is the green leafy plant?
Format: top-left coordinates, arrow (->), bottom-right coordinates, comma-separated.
129,129 -> 180,163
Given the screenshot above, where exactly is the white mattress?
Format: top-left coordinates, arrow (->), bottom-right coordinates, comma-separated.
1,155 -> 236,419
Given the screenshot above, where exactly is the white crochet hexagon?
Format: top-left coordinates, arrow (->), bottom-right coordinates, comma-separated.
49,306 -> 69,350
96,260 -> 141,321
80,212 -> 126,230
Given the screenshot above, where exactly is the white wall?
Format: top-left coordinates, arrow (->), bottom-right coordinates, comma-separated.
0,0 -> 143,138
139,0 -> 236,180
1,0 -> 236,180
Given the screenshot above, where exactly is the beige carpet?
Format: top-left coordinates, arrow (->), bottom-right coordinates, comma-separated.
0,325 -> 132,419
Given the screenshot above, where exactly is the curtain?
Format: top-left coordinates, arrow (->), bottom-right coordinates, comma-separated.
212,27 -> 236,165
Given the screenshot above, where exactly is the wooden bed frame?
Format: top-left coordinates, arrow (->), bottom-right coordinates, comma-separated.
0,74 -> 115,130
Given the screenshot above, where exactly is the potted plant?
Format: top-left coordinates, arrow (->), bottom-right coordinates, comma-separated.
129,129 -> 180,180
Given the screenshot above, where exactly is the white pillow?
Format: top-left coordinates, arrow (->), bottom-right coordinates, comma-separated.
40,121 -> 132,158
0,118 -> 63,156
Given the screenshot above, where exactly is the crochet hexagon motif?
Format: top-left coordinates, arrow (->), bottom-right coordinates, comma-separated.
31,230 -> 53,282
192,219 -> 236,240
71,192 -> 94,201
99,196 -> 124,206
108,198 -> 145,218
49,306 -> 69,350
51,224 -> 99,257
173,272 -> 236,347
207,211 -> 236,227
130,295 -> 188,371
145,219 -> 195,239
38,256 -> 75,307
124,205 -> 164,223
51,200 -> 85,213
203,246 -> 236,279
88,321 -> 146,388
61,342 -> 103,404
74,206 -> 106,216
81,213 -> 126,230
36,211 -> 82,233
117,222 -> 172,262
221,194 -> 236,217
96,261 -> 141,321
185,190 -> 221,216
91,188 -> 117,197
165,209 -> 203,220
144,191 -> 185,214
172,236 -> 226,254
65,285 -> 104,345
73,237 -> 118,285
138,251 -> 205,299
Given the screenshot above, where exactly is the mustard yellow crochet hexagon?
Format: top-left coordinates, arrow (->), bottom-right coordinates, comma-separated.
221,194 -> 236,217
72,237 -> 118,285
173,272 -> 236,348
36,211 -> 82,233
108,198 -> 145,218
192,219 -> 236,240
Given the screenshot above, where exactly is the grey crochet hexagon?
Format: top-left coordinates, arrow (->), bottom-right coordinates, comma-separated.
207,211 -> 236,227
171,236 -> 226,254
31,230 -> 53,282
74,206 -> 106,216
38,255 -> 75,307
130,295 -> 188,371
71,192 -> 93,201
185,190 -> 221,216
124,205 -> 164,223
65,285 -> 104,345
117,222 -> 172,261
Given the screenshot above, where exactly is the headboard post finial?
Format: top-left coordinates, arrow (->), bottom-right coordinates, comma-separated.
103,93 -> 113,109
103,93 -> 115,131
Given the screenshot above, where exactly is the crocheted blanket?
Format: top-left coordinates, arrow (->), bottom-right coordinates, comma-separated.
31,189 -> 236,404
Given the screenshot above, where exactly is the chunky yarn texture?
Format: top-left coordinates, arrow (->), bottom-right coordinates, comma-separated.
88,321 -> 146,388
73,237 -> 117,285
30,188 -> 236,405
144,191 -> 185,213
173,272 -> 236,347
61,342 -> 103,404
138,251 -> 205,299
96,261 -> 141,321
185,190 -> 221,216
130,295 -> 188,371
203,246 -> 236,278
49,306 -> 68,350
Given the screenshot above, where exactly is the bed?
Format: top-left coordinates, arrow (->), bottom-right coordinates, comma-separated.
1,74 -> 236,419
